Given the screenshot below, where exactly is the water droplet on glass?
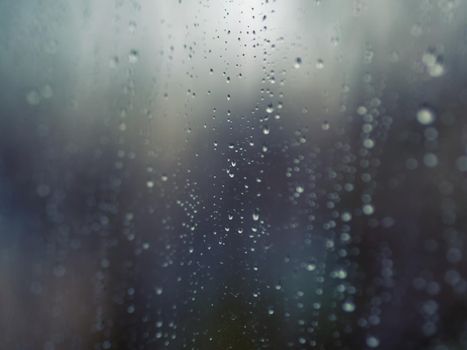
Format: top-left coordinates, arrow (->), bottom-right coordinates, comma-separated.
53,265 -> 66,277
416,107 -> 435,125
366,336 -> 380,348
341,211 -> 352,222
316,59 -> 324,69
362,204 -> 374,215
129,50 -> 139,63
422,50 -> 445,77
294,57 -> 302,68
26,90 -> 41,105
342,301 -> 356,312
128,21 -> 137,33
322,121 -> 330,130
40,84 -> 53,99
423,153 -> 438,168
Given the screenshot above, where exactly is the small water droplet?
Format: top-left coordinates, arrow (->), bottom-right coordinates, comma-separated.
321,121 -> 330,130
341,211 -> 352,222
366,336 -> 379,348
294,57 -> 302,68
422,50 -> 444,77
40,84 -> 53,99
26,90 -> 41,105
128,21 -> 137,33
53,265 -> 66,277
362,204 -> 374,215
423,153 -> 438,168
342,301 -> 356,312
416,107 -> 435,125
316,59 -> 324,69
129,50 -> 139,63
109,56 -> 119,68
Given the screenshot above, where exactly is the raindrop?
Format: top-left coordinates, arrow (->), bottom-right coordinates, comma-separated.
322,121 -> 330,130
366,336 -> 380,348
129,50 -> 139,63
342,301 -> 356,312
294,57 -> 302,68
362,204 -> 374,215
53,265 -> 66,278
40,84 -> 53,99
26,90 -> 41,105
341,211 -> 352,222
422,50 -> 445,77
423,153 -> 438,167
37,184 -> 50,197
416,107 -> 435,125
316,59 -> 324,69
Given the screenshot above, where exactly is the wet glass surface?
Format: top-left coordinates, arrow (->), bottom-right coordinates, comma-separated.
1,1 -> 467,349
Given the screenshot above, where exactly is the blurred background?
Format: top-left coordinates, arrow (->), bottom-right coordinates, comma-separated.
1,0 -> 467,349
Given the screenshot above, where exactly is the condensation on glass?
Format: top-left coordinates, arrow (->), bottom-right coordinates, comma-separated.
0,0 -> 466,349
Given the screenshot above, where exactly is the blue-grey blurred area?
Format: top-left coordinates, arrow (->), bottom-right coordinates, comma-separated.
1,0 -> 467,349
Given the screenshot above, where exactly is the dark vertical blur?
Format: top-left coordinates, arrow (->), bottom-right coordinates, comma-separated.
1,0 -> 467,349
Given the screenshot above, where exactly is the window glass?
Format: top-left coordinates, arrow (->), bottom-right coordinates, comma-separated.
1,1 -> 467,349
